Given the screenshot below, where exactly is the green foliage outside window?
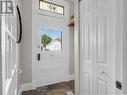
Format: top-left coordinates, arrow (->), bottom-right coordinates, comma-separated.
41,34 -> 52,48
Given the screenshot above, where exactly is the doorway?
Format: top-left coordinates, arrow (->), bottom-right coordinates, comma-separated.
31,0 -> 75,94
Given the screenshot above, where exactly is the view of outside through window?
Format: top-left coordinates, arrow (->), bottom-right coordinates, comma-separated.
40,27 -> 62,51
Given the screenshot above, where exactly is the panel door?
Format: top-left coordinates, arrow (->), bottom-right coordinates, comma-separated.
93,0 -> 116,95
80,0 -> 93,94
80,0 -> 116,95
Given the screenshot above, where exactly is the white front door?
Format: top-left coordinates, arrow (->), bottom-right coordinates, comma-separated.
32,1 -> 69,86
80,0 -> 116,95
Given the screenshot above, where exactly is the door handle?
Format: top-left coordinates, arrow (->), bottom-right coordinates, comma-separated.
16,5 -> 22,44
116,81 -> 122,90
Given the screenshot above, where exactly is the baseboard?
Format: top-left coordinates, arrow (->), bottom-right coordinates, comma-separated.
68,74 -> 75,81
18,83 -> 36,95
18,74 -> 75,95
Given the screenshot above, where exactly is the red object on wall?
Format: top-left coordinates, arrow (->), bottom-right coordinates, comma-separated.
68,22 -> 74,27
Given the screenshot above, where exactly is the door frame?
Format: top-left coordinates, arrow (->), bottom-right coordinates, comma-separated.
74,0 -> 80,95
0,14 -> 3,95
122,0 -> 127,94
1,13 -> 6,95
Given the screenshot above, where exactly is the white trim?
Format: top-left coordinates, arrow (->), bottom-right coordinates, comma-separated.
0,13 -> 3,95
20,83 -> 35,92
74,0 -> 80,95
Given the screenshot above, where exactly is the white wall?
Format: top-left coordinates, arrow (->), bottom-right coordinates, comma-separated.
20,0 -> 32,85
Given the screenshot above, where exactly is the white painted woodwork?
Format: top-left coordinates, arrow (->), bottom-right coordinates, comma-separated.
32,0 -> 69,86
74,0 -> 80,95
0,16 -> 2,95
80,0 -> 116,95
122,0 -> 127,94
1,0 -> 17,95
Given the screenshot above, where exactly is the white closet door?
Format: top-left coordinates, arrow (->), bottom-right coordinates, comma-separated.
80,0 -> 93,94
80,0 -> 116,95
93,0 -> 116,94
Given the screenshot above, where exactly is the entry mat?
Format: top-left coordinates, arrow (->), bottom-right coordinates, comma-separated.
22,80 -> 74,95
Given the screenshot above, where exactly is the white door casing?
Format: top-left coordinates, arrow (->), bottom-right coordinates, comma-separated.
32,0 -> 69,86
80,0 -> 116,95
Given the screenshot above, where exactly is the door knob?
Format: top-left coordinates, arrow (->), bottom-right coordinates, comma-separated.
116,81 -> 122,90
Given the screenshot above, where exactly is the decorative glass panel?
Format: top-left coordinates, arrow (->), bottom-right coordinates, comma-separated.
39,0 -> 64,15
40,27 -> 62,51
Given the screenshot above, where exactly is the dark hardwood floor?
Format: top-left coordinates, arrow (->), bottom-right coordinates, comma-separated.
22,80 -> 74,95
